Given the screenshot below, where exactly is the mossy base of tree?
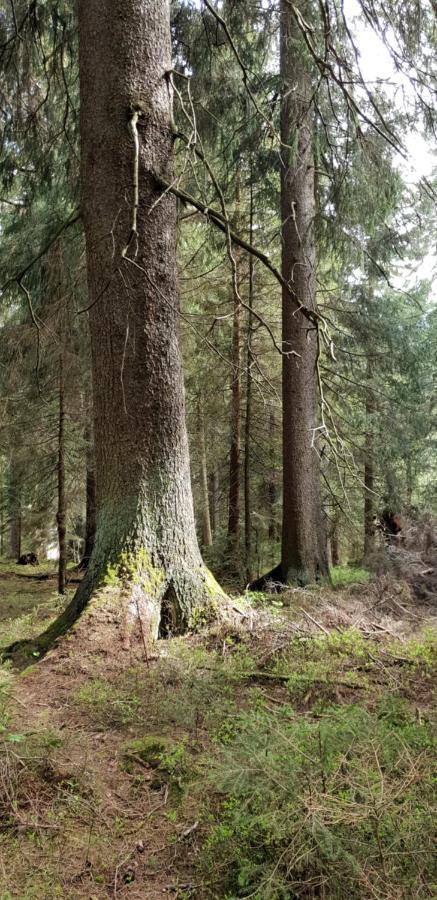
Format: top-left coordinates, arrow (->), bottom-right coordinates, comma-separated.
1,551 -> 226,668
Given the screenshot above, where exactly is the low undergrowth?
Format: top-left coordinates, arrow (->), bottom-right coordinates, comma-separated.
330,564 -> 370,588
0,572 -> 435,898
201,699 -> 435,899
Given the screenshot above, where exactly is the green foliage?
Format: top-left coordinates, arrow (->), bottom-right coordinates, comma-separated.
75,677 -> 142,728
122,734 -> 188,793
388,627 -> 437,668
200,699 -> 436,898
330,565 -> 370,588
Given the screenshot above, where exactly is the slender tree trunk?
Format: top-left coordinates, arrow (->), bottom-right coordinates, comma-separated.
8,454 -> 21,560
57,352 -> 67,595
279,0 -> 327,585
198,400 -> 213,548
80,422 -> 96,569
267,409 -> 278,543
244,177 -> 254,583
363,352 -> 375,558
330,515 -> 340,567
209,468 -> 219,535
405,457 -> 413,509
227,173 -> 242,547
37,0 -> 222,647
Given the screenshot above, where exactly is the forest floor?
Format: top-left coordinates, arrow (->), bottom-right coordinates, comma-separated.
0,562 -> 435,899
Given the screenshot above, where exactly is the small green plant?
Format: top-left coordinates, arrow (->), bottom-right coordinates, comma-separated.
76,677 -> 142,727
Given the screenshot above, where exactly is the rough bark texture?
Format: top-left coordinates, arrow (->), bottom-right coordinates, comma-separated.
29,0 -> 222,650
279,0 -> 327,585
80,423 -> 96,569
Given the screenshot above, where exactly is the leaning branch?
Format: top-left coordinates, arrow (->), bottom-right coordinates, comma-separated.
150,170 -> 329,338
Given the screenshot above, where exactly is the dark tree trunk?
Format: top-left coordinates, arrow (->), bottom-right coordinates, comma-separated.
209,467 -> 219,535
267,409 -> 278,543
79,423 -> 96,569
364,353 -> 375,559
227,176 -> 242,547
57,353 -> 67,595
330,517 -> 340,567
405,457 -> 413,509
34,0 -> 222,648
279,0 -> 328,585
8,455 -> 21,560
198,399 -> 213,548
244,177 -> 254,583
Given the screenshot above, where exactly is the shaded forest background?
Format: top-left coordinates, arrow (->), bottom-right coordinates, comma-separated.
0,0 -> 435,588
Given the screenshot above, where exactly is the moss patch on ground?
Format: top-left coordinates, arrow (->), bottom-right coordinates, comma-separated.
0,561 -> 75,649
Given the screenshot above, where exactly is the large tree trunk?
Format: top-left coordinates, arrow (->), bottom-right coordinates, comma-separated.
279,0 -> 327,585
248,1 -> 328,593
79,423 -> 96,569
36,0 -> 222,647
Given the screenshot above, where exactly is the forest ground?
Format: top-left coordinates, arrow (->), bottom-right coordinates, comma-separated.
0,562 -> 435,899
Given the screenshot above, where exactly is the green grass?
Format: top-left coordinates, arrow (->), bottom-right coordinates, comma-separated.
330,564 -> 370,587
0,564 -> 72,648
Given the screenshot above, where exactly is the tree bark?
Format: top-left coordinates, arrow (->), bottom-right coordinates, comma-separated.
330,515 -> 341,567
79,422 -> 96,569
244,176 -> 254,583
31,0 -> 222,648
279,0 -> 327,585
